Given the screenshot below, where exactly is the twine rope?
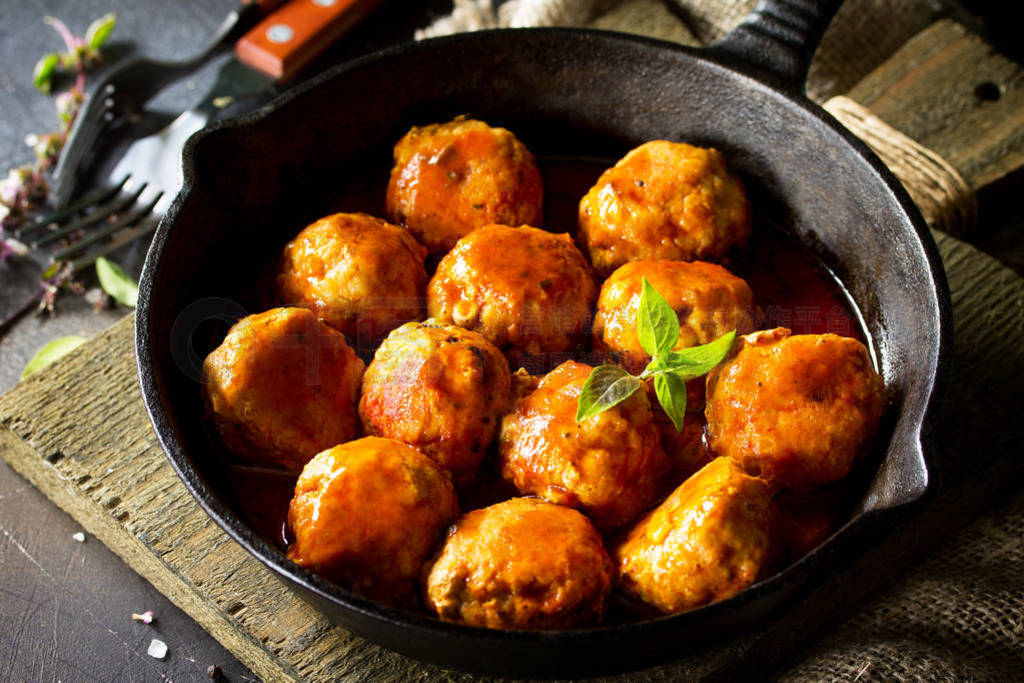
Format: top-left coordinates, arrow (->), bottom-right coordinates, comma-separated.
824,95 -> 977,236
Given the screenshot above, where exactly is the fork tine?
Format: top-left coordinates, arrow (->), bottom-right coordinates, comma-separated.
13,175 -> 129,240
33,179 -> 144,249
53,190 -> 163,262
69,219 -> 160,274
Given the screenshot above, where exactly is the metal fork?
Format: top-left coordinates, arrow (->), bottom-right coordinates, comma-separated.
3,64 -> 250,331
1,169 -> 165,336
1,0 -> 383,337
50,0 -> 281,208
1,4 -> 284,337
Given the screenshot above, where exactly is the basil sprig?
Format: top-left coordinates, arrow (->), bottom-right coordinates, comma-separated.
576,277 -> 736,430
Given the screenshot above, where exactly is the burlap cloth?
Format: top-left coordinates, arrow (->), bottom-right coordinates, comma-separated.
417,0 -> 965,103
417,2 -> 1024,680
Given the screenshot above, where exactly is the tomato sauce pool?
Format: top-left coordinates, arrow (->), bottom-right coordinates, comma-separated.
223,155 -> 868,561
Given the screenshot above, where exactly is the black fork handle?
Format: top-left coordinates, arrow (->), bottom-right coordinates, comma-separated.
707,0 -> 844,91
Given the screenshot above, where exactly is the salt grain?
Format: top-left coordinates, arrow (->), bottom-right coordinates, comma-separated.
147,638 -> 168,659
72,532 -> 86,543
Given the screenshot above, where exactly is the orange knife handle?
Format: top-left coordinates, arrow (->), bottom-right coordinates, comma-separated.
235,0 -> 384,82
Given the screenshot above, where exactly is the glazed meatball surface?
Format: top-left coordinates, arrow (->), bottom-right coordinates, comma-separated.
427,224 -> 598,357
593,260 -> 757,373
423,497 -> 614,630
705,328 -> 886,491
499,360 -> 667,531
359,320 -> 512,483
386,117 -> 543,255
578,140 -> 751,277
276,212 -> 428,344
615,457 -> 773,615
202,307 -> 364,471
287,437 -> 459,607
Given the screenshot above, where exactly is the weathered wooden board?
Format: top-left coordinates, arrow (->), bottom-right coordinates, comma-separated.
847,19 -> 1024,197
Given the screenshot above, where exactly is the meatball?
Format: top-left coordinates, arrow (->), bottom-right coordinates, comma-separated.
287,437 -> 459,607
202,307 -> 364,471
359,320 -> 512,483
498,360 -> 667,531
423,497 -> 614,629
386,117 -> 543,255
578,140 -> 751,277
427,224 -> 598,358
276,212 -> 428,345
705,328 -> 887,491
593,259 -> 757,373
615,457 -> 773,614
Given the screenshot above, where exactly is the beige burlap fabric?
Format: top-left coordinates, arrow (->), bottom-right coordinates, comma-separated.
417,0 -> 958,101
781,487 -> 1024,681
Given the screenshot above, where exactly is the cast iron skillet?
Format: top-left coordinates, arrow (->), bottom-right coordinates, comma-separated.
136,0 -> 952,677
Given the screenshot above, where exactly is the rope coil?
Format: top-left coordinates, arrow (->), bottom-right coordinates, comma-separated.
824,95 -> 977,237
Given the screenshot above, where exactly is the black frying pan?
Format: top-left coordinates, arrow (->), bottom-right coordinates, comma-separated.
136,0 -> 952,677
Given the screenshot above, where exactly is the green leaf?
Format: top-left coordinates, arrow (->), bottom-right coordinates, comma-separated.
96,256 -> 138,308
575,364 -> 643,422
21,336 -> 88,380
33,53 -> 59,93
85,13 -> 117,50
648,330 -> 737,379
637,277 -> 680,358
654,372 -> 688,432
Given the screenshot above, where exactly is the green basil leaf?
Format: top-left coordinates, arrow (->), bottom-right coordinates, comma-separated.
96,256 -> 138,308
85,13 -> 117,50
21,335 -> 88,380
637,277 -> 680,359
654,372 -> 688,432
33,53 -> 59,93
656,330 -> 737,378
575,364 -> 643,422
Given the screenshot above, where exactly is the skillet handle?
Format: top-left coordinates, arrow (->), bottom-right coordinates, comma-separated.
707,0 -> 843,91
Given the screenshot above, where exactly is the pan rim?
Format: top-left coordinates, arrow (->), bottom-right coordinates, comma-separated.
135,25 -> 952,668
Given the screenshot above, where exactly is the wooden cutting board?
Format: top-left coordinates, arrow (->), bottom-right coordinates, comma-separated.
1,20 -> 1023,681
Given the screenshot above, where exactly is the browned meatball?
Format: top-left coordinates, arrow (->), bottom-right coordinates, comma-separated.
359,320 -> 512,483
593,259 -> 757,373
423,497 -> 614,629
287,437 -> 459,607
386,117 -> 543,255
705,328 -> 887,491
498,360 -> 667,531
276,212 -> 428,344
427,224 -> 598,357
578,140 -> 751,277
615,457 -> 773,614
202,307 -> 364,471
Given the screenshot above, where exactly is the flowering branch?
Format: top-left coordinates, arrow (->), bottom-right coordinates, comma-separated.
1,13 -> 115,258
